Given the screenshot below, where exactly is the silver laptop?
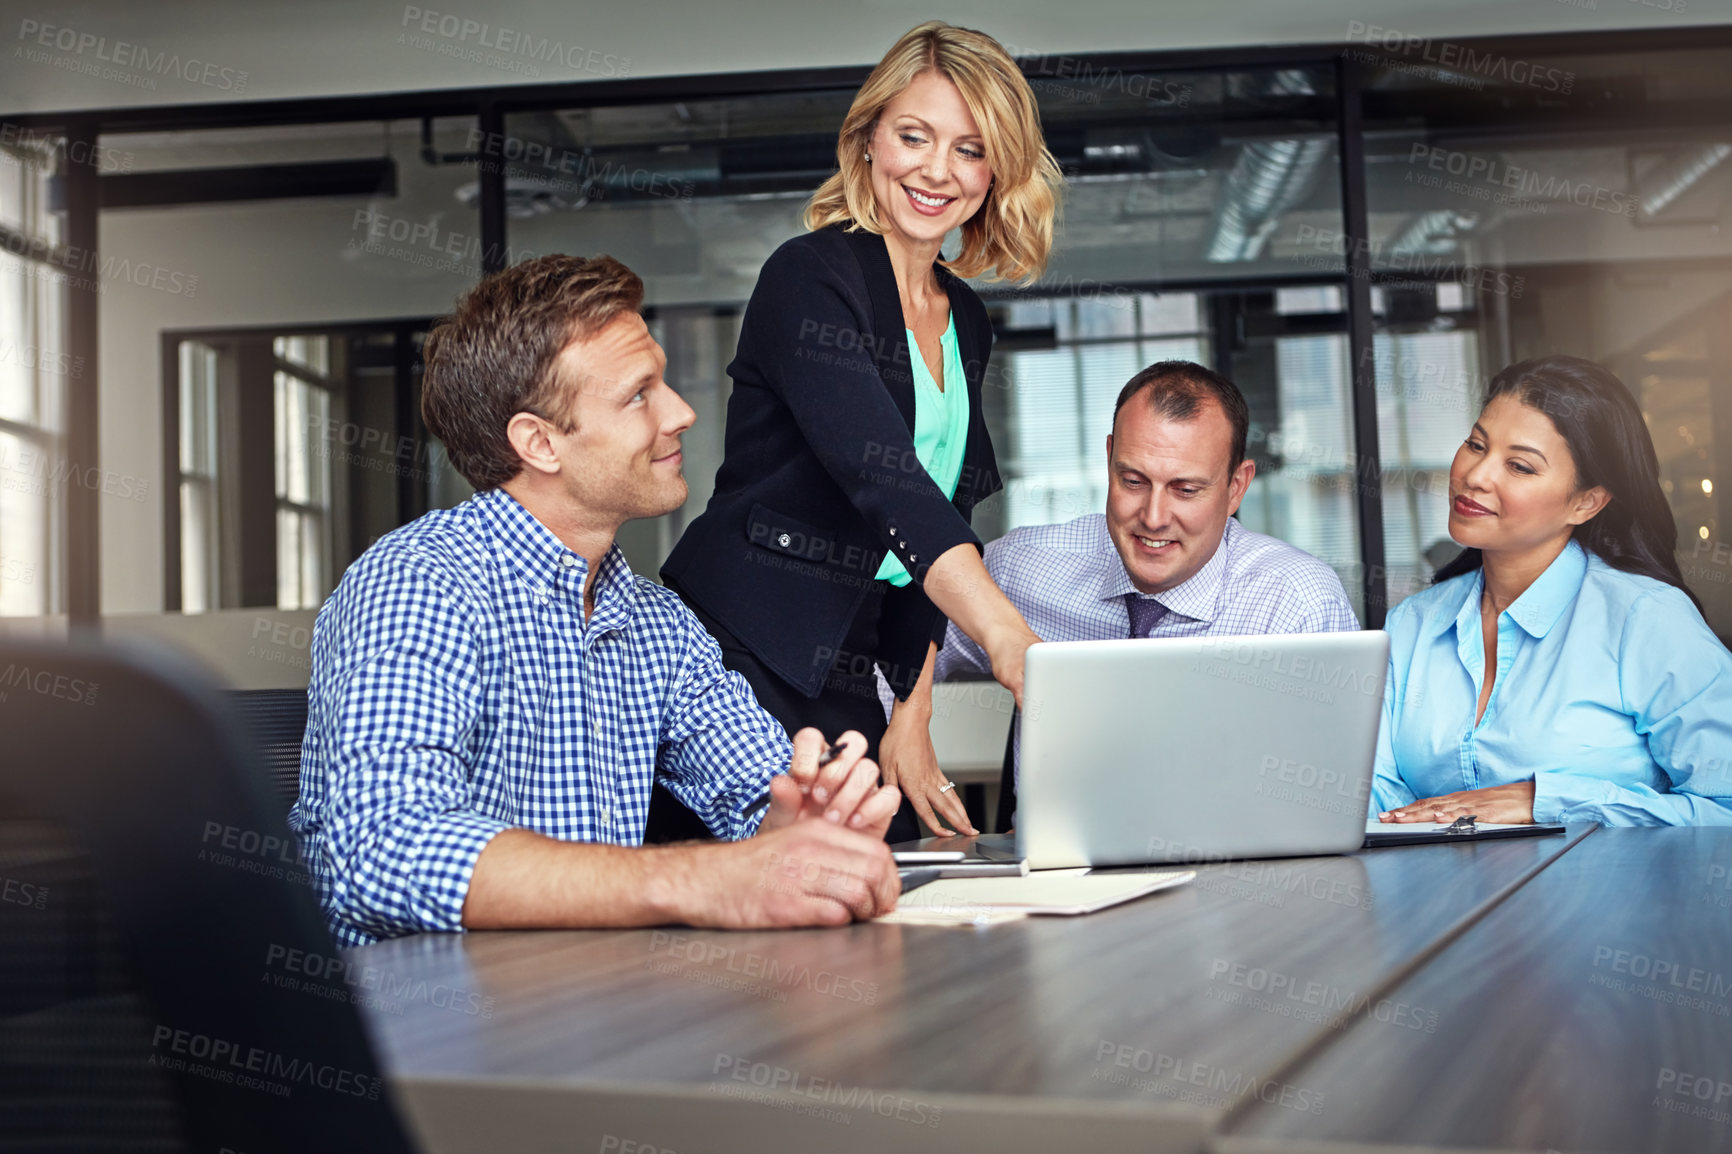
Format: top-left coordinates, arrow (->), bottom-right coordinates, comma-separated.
1017,631 -> 1389,869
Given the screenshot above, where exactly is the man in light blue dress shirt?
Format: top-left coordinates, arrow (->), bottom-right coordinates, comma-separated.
885,362 -> 1359,833
290,255 -> 902,945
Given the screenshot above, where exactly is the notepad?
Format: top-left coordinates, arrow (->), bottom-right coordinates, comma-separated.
1365,819 -> 1535,834
1362,819 -> 1566,848
876,869 -> 1194,925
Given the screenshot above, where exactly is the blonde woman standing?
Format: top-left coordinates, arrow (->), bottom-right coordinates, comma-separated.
663,21 -> 1062,841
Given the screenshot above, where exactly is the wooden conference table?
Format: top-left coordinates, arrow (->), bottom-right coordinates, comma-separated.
349,826 -> 1732,1154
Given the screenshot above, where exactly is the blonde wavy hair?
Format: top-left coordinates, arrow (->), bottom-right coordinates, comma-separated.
802,21 -> 1062,285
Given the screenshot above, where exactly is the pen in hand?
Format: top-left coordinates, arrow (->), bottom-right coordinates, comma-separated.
742,741 -> 846,819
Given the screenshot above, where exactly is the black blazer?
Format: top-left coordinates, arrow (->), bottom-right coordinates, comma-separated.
662,224 -> 1002,699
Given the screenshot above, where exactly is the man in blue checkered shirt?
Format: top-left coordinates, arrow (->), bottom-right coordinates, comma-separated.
880,361 -> 1360,837
289,256 -> 902,945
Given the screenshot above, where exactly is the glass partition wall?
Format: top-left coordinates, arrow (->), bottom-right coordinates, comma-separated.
486,40 -> 1732,639
501,64 -> 1367,610
1356,43 -> 1732,634
0,29 -> 1724,648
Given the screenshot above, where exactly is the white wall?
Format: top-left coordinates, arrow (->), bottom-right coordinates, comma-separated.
1,0 -> 1726,116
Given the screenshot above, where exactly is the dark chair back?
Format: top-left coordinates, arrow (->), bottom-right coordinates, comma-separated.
0,638 -> 418,1154
227,688 -> 310,812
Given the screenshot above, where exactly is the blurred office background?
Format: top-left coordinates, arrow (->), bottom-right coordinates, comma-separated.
3,2 -> 1732,692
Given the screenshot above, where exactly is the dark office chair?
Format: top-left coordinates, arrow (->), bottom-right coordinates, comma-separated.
0,638 -> 418,1154
227,688 -> 310,811
995,707 -> 1019,834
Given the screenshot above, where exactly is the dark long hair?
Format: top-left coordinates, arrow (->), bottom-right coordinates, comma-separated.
1433,355 -> 1702,612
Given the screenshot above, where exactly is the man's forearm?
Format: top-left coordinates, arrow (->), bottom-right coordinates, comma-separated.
461,828 -> 701,929
461,812 -> 903,930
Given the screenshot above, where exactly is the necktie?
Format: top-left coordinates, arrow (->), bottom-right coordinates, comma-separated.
1125,593 -> 1169,639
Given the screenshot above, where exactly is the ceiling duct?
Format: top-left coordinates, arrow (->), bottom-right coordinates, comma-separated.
1205,70 -> 1331,263
1388,210 -> 1479,256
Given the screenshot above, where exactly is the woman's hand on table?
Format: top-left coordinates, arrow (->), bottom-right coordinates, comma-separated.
1378,781 -> 1535,825
880,698 -> 977,837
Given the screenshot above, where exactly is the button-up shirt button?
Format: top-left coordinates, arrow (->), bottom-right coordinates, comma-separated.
536,584 -> 550,599
889,526 -> 898,536
778,532 -> 791,547
599,805 -> 611,826
561,554 -> 579,568
909,553 -> 918,563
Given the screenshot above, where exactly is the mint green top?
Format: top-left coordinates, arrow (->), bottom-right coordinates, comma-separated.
876,314 -> 971,587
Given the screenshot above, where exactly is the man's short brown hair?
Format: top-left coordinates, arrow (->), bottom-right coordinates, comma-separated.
422,254 -> 644,491
1111,360 -> 1250,473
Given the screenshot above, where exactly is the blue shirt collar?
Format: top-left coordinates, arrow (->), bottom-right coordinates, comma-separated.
1096,517 -> 1233,625
1451,538 -> 1588,642
475,488 -> 637,627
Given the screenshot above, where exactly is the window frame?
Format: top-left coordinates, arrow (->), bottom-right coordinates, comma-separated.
0,135 -> 71,618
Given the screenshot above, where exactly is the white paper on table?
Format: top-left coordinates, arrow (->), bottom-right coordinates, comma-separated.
875,869 -> 1195,925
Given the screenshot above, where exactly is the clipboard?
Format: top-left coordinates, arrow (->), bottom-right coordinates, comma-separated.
1363,815 -> 1566,848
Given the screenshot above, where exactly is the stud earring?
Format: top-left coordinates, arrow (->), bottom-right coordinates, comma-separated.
864,151 -> 872,163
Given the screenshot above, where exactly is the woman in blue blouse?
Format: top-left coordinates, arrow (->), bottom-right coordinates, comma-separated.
1374,355 -> 1732,826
